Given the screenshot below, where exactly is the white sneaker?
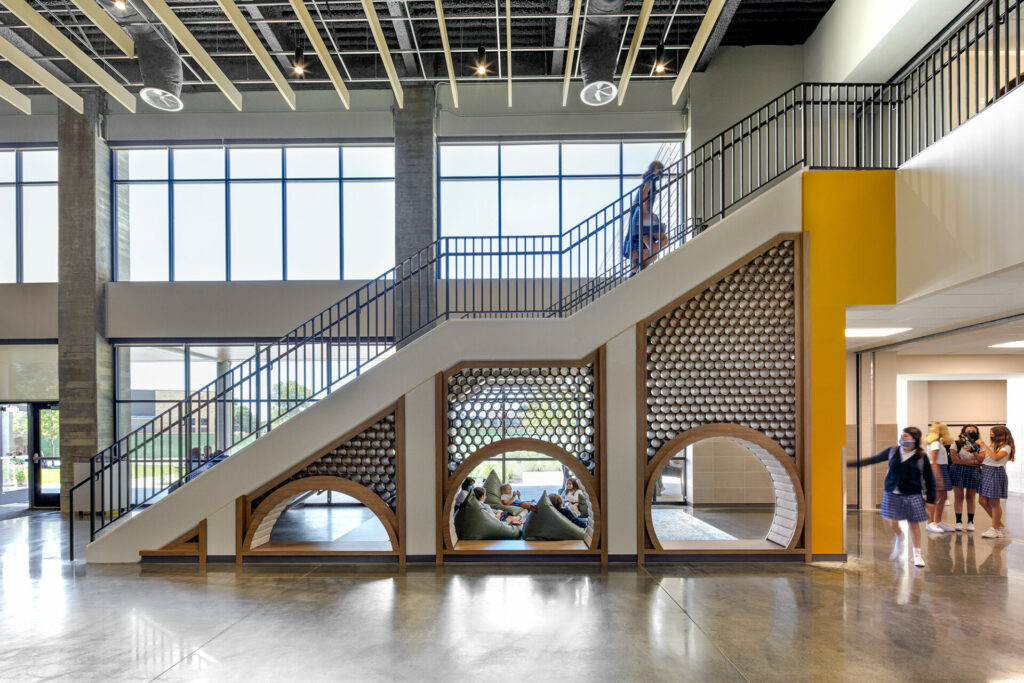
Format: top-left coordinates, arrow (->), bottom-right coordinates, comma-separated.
981,527 -> 1001,538
966,522 -> 975,532
938,522 -> 956,532
913,551 -> 926,567
889,534 -> 903,560
955,522 -> 963,531
925,523 -> 944,534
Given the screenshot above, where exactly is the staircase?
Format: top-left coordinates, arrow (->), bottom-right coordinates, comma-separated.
70,0 -> 1024,558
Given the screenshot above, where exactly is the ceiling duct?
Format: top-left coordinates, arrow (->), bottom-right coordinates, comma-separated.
578,0 -> 624,106
103,0 -> 184,111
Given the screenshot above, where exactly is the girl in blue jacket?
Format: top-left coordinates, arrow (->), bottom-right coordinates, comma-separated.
850,426 -> 937,567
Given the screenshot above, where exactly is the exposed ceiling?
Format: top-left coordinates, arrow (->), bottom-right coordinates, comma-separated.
846,263 -> 1024,355
0,0 -> 834,98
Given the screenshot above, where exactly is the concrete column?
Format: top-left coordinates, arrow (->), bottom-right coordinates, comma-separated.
393,86 -> 437,343
57,94 -> 114,512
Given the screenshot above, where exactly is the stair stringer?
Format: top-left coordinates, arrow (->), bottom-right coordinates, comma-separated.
85,172 -> 803,563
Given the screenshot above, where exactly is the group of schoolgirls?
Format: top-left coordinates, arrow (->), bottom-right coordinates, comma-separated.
850,422 -> 1015,567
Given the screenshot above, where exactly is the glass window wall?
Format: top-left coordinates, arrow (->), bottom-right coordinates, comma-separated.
0,149 -> 59,283
113,145 -> 395,282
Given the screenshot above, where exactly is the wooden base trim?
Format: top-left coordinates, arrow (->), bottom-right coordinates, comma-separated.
140,519 -> 207,565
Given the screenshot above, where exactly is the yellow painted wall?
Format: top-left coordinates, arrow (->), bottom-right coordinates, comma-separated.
802,171 -> 896,556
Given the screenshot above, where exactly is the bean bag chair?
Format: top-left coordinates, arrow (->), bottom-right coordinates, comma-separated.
484,470 -> 528,516
522,490 -> 586,541
454,495 -> 522,540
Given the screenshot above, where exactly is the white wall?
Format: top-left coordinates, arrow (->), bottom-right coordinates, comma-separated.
0,284 -> 57,340
928,379 -> 1007,425
896,85 -> 1024,302
1006,377 -> 1024,492
803,0 -> 969,82
687,46 -> 804,148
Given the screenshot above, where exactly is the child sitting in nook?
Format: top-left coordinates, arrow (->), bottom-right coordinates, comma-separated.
549,493 -> 587,528
474,487 -> 523,525
562,477 -> 584,517
500,484 -> 538,511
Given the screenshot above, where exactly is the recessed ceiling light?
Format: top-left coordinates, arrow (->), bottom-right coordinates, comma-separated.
989,340 -> 1024,348
845,327 -> 912,338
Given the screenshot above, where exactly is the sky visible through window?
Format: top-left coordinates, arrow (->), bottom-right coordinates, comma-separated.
114,145 -> 396,282
0,149 -> 58,283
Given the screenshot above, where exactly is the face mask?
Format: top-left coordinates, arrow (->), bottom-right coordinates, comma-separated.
899,438 -> 914,449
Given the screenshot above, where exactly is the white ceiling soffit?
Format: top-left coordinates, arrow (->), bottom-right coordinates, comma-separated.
846,263 -> 1024,354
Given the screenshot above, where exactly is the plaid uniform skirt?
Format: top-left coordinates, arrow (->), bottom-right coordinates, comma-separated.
938,463 -> 952,491
881,491 -> 929,523
949,463 -> 981,490
979,465 -> 1009,499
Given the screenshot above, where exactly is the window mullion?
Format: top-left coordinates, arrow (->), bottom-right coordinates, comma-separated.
225,149 -> 232,281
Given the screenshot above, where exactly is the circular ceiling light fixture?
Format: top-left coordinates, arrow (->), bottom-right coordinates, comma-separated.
580,80 -> 617,106
140,87 -> 183,112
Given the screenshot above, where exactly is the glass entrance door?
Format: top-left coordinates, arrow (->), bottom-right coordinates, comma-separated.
31,404 -> 60,508
0,404 -> 30,506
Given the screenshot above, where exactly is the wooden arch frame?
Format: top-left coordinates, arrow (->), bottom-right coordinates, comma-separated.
243,476 -> 399,553
643,424 -> 805,552
440,437 -> 602,551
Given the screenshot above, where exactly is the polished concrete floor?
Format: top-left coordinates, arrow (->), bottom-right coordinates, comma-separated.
2,503 -> 1024,682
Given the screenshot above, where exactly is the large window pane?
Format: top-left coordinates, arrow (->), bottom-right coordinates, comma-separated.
286,147 -> 339,179
343,180 -> 394,279
115,149 -> 167,180
0,344 -> 58,401
117,346 -> 185,400
440,180 -> 498,236
561,143 -> 620,176
229,148 -> 282,179
21,185 -> 57,283
500,144 -> 559,176
0,187 -> 14,282
561,178 -> 621,231
230,182 -> 282,280
440,145 -> 498,177
20,150 -> 58,182
287,181 -> 340,280
173,148 -> 224,179
174,184 -> 225,280
122,184 -> 169,281
0,151 -> 14,182
189,345 -> 256,392
343,147 -> 394,178
500,179 -> 559,235
623,142 -> 670,175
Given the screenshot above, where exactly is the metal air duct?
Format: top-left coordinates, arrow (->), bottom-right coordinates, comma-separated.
104,0 -> 184,111
578,0 -> 624,106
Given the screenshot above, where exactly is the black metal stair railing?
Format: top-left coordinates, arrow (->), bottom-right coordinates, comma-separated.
69,0 -> 1024,556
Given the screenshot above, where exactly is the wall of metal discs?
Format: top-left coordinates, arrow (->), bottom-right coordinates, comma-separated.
445,365 -> 597,478
250,412 -> 399,513
644,241 -> 798,460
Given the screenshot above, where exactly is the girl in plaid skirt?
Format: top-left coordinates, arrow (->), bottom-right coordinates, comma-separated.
850,426 -> 936,567
977,425 -> 1015,538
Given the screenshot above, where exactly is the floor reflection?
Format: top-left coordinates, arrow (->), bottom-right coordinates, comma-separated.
0,505 -> 1022,681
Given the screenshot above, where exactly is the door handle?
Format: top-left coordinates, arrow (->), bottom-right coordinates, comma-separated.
32,453 -> 41,463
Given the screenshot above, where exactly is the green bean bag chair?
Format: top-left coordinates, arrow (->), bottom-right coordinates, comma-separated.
484,470 -> 528,516
522,490 -> 586,541
454,495 -> 522,540
575,490 -> 590,519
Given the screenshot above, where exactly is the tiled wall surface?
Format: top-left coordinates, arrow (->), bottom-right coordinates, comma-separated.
691,437 -> 775,505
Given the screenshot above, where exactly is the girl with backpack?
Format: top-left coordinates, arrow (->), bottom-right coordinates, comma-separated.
849,426 -> 936,567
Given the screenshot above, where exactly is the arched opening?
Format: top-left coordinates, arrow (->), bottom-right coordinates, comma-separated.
644,425 -> 804,552
244,476 -> 398,554
442,438 -> 601,553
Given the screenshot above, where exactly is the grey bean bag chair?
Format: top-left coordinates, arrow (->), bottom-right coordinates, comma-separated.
484,470 -> 528,516
454,495 -> 522,540
521,490 -> 586,541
